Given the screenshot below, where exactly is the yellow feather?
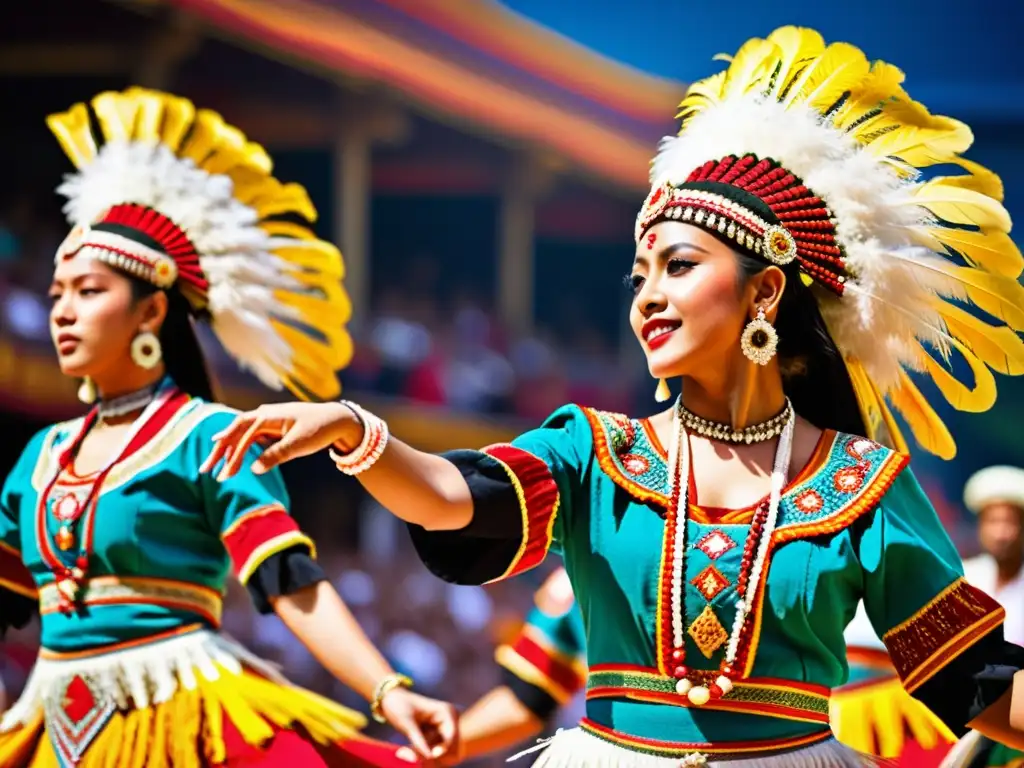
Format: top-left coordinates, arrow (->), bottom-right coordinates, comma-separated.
252,182 -> 318,221
919,339 -> 997,413
259,220 -> 320,241
764,26 -> 826,98
151,91 -> 195,152
178,109 -> 225,167
935,157 -> 1004,201
887,370 -> 956,459
122,88 -> 166,144
675,71 -> 726,124
939,302 -> 1024,375
831,61 -> 907,131
273,241 -> 345,278
861,105 -> 972,168
906,178 -> 1012,231
91,91 -> 140,143
720,36 -> 778,100
912,225 -> 1023,279
944,265 -> 1024,330
782,42 -> 869,112
871,379 -> 912,455
45,103 -> 98,168
845,358 -> 910,452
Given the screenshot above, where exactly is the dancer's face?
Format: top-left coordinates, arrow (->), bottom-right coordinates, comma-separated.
49,257 -> 163,381
629,222 -> 758,381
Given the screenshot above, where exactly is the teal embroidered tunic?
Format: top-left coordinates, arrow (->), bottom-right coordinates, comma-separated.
410,404 -> 1020,757
0,385 -> 321,653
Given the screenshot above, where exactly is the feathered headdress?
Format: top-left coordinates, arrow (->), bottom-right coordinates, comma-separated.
637,27 -> 1024,459
48,87 -> 352,400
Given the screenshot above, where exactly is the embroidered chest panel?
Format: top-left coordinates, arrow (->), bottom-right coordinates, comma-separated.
579,406 -> 908,677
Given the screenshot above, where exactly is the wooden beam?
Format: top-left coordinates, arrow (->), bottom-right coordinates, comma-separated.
134,8 -> 204,88
0,44 -> 129,76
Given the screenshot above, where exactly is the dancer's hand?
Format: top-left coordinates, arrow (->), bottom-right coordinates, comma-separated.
382,688 -> 460,762
200,401 -> 361,480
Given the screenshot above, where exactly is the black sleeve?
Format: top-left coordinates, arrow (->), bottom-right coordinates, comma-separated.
912,628 -> 1024,736
500,666 -> 560,722
406,450 -> 526,585
0,589 -> 36,636
246,545 -> 327,615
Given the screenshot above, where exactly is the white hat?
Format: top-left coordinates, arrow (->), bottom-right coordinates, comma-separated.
963,466 -> 1024,514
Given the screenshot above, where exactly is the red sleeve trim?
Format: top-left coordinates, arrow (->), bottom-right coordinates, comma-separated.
221,504 -> 316,584
883,578 -> 1006,693
481,444 -> 559,583
496,627 -> 586,703
0,541 -> 36,599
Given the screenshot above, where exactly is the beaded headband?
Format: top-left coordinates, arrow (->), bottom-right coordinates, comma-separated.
636,156 -> 847,294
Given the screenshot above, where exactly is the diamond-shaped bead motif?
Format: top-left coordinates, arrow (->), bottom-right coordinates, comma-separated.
694,530 -> 736,560
691,565 -> 730,601
688,605 -> 729,659
62,675 -> 96,725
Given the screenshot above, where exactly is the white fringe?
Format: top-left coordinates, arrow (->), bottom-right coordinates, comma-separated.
508,727 -> 889,767
0,630 -> 284,732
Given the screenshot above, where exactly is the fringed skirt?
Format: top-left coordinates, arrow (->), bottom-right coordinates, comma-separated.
0,627 -> 415,768
508,722 -> 894,767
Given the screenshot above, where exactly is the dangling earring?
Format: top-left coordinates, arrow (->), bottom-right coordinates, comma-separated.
78,377 -> 96,404
654,378 -> 671,403
740,307 -> 778,366
130,331 -> 162,369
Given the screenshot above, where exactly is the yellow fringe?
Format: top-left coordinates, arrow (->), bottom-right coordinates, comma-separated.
0,665 -> 365,767
830,676 -> 955,758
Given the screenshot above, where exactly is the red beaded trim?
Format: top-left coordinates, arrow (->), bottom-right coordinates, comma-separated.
884,578 -> 1005,693
637,154 -> 848,295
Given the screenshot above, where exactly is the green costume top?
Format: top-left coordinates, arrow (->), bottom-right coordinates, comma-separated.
410,404 -> 1018,759
0,380 -> 318,653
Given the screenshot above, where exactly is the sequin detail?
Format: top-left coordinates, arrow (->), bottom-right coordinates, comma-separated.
694,529 -> 736,560
691,565 -> 730,601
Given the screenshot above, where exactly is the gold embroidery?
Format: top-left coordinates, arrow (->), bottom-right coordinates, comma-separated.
688,604 -> 728,658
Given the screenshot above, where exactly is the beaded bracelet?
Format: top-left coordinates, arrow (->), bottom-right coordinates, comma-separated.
370,673 -> 413,724
328,400 -> 389,476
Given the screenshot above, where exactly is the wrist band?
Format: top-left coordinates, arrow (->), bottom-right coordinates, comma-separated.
370,673 -> 413,723
329,400 -> 389,476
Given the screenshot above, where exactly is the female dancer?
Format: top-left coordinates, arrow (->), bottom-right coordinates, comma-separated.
0,88 -> 457,767
205,27 -> 1024,766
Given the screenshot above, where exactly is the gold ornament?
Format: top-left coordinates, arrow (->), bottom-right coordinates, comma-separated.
740,307 -> 778,366
655,378 -> 671,403
77,377 -> 96,404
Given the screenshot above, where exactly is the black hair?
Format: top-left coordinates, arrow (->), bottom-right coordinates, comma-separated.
129,278 -> 216,402
733,249 -> 866,436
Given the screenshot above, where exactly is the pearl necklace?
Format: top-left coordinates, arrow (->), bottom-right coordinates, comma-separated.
677,399 -> 792,444
666,397 -> 794,705
97,384 -> 158,422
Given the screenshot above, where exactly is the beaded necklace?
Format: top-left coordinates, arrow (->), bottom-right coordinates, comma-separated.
38,382 -> 176,612
665,397 -> 795,704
